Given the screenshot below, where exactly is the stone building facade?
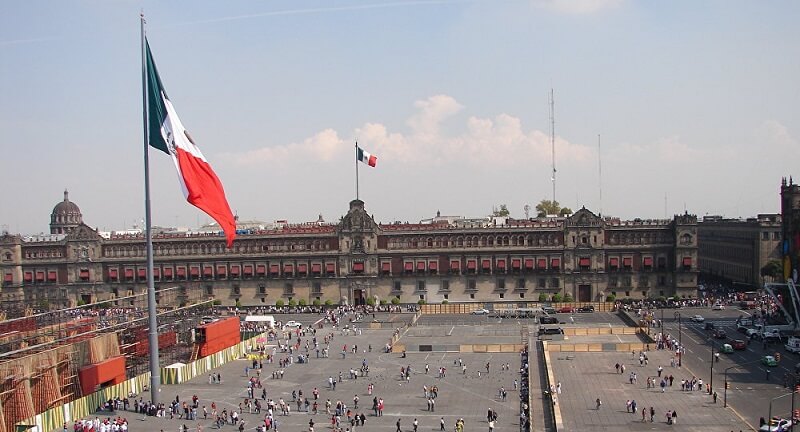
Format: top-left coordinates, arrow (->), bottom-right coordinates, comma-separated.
0,195 -> 699,308
697,214 -> 782,288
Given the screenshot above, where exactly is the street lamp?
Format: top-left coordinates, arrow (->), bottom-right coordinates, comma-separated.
708,337 -> 715,394
724,365 -> 738,408
768,392 -> 793,430
674,311 -> 682,367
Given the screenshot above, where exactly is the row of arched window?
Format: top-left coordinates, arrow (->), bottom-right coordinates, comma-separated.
387,234 -> 561,250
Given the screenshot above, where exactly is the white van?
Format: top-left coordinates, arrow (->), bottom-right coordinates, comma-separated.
244,315 -> 276,329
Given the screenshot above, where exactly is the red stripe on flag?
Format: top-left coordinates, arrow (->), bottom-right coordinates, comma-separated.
175,147 -> 237,247
368,155 -> 377,167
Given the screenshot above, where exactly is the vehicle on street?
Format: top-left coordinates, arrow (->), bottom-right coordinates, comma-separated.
539,316 -> 559,324
712,303 -> 725,310
542,306 -> 557,315
746,328 -> 760,339
538,327 -> 564,336
719,343 -> 734,354
785,337 -> 800,354
558,306 -> 575,314
712,329 -> 727,339
704,322 -> 716,330
762,329 -> 783,342
731,339 -> 747,350
759,417 -> 793,432
762,355 -> 779,367
691,315 -> 705,323
471,309 -> 490,315
283,320 -> 302,328
577,305 -> 595,313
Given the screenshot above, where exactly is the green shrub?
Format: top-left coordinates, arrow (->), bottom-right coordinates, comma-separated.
563,294 -> 573,302
235,299 -> 241,308
552,293 -> 563,302
538,293 -> 548,302
441,300 -> 449,304
324,299 -> 333,306
417,299 -> 426,305
212,299 -> 222,306
275,299 -> 284,307
312,299 -> 321,306
366,297 -> 376,306
605,294 -> 616,302
298,298 -> 307,306
379,300 -> 387,305
391,297 -> 400,305
288,299 -> 297,307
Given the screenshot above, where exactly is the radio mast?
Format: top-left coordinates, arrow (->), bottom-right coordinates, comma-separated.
550,88 -> 556,204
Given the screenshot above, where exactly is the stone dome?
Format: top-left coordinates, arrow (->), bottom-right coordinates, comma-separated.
50,189 -> 83,234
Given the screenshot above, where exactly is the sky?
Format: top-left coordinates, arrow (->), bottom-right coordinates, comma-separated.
1,0 -> 799,234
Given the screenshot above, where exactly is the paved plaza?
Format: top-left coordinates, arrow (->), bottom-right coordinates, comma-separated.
548,347 -> 754,431
87,314 -> 526,431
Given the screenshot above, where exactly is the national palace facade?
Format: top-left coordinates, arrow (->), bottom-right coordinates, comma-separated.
0,192 -> 699,308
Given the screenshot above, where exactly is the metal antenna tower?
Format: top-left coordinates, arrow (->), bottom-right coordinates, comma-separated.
550,88 -> 556,204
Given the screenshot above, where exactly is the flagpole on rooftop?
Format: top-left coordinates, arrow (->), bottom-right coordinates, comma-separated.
355,140 -> 360,201
140,12 -> 161,404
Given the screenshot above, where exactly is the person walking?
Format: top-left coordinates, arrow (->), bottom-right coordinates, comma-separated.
596,398 -> 602,410
440,417 -> 445,431
413,418 -> 418,432
396,418 -> 401,432
649,406 -> 655,422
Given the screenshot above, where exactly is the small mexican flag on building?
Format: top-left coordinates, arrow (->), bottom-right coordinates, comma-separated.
356,145 -> 377,167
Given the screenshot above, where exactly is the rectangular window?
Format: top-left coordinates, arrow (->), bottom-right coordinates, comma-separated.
233,285 -> 241,295
774,232 -> 781,240
470,293 -> 475,299
550,277 -> 559,289
443,294 -> 449,300
312,282 -> 322,294
499,293 -> 505,299
519,293 -> 525,299
417,280 -> 426,292
259,285 -> 266,294
538,278 -> 546,289
763,232 -> 770,240
205,286 -> 213,296
517,279 -> 525,289
441,280 -> 450,291
419,294 -> 425,301
393,281 -> 402,292
497,279 -> 505,290
284,283 -> 294,295
468,279 -> 477,291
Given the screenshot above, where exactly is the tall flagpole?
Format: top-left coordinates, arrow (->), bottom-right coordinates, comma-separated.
141,12 -> 161,404
355,140 -> 359,200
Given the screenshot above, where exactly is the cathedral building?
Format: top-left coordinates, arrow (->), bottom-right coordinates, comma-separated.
0,193 -> 698,308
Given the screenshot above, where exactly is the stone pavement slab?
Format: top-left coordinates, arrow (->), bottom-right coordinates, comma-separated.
550,350 -> 752,431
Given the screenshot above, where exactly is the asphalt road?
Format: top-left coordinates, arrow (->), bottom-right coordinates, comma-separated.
662,306 -> 799,428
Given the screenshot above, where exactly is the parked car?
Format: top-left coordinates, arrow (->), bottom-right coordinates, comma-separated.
471,308 -> 490,315
731,339 -> 747,350
719,343 -> 734,354
691,315 -> 705,323
284,320 -> 302,328
539,316 -> 559,324
558,306 -> 575,314
746,328 -> 760,339
712,303 -> 726,310
542,306 -> 557,315
712,329 -> 727,339
762,355 -> 779,367
538,327 -> 564,336
577,305 -> 595,313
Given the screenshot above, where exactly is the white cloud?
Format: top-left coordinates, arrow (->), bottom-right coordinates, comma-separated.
759,119 -> 799,153
227,94 -> 592,169
533,0 -> 624,14
223,128 -> 344,164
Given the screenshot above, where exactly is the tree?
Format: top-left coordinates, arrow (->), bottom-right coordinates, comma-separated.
538,293 -> 548,302
288,299 -> 297,307
492,204 -> 510,217
391,297 -> 400,305
298,298 -> 307,306
535,200 -> 571,217
366,297 -> 376,306
312,299 -> 321,306
552,293 -> 563,302
275,299 -> 284,307
761,260 -> 783,280
563,293 -> 573,302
